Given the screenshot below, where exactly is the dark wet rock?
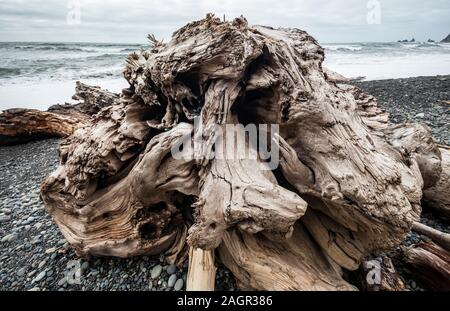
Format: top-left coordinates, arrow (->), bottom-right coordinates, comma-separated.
441,34 -> 450,43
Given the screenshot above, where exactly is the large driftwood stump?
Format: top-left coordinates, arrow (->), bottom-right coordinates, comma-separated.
40,15 -> 448,290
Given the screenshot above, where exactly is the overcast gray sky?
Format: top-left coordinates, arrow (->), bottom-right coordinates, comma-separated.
0,0 -> 449,43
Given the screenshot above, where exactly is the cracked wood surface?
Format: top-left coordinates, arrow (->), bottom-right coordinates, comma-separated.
40,14 -> 448,290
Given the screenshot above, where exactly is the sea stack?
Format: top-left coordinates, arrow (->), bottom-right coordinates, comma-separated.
441,33 -> 450,42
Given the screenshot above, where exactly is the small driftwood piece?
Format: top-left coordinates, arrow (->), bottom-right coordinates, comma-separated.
356,256 -> 406,291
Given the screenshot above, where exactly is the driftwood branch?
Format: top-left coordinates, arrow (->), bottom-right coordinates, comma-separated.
412,222 -> 450,251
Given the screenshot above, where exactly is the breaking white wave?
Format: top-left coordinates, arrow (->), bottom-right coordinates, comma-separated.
322,42 -> 450,80
0,41 -> 449,110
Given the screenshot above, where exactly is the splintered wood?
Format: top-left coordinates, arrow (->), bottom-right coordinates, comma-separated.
40,14 -> 449,290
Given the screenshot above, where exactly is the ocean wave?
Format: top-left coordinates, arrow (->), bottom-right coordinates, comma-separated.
323,42 -> 450,55
415,42 -> 450,49
2,41 -> 449,85
0,68 -> 21,77
85,53 -> 128,60
400,43 -> 422,49
80,71 -> 122,79
13,45 -> 96,52
323,44 -> 363,51
120,48 -> 141,52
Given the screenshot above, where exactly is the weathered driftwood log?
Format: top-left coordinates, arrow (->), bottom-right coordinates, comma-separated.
402,242 -> 450,291
0,82 -> 119,146
0,108 -> 85,146
40,14 -> 447,290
